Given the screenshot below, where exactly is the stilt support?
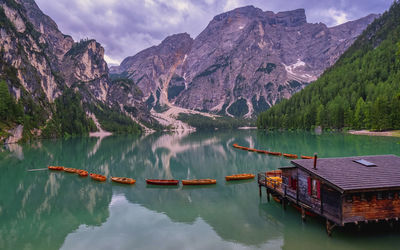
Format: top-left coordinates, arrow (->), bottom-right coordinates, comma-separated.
326,220 -> 336,236
301,207 -> 306,221
259,185 -> 262,197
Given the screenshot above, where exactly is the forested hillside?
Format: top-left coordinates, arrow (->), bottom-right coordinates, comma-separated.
257,1 -> 400,131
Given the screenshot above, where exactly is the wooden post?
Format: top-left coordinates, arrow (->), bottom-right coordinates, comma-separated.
282,198 -> 286,210
267,188 -> 270,202
326,220 -> 335,236
301,207 -> 306,221
259,185 -> 262,197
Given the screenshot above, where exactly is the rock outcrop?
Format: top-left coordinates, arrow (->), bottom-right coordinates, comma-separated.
112,6 -> 378,117
0,0 -> 152,141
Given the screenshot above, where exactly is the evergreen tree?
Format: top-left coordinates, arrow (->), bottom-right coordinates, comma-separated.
257,1 -> 400,131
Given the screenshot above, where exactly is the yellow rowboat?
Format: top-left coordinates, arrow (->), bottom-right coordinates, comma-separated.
225,174 -> 255,181
111,177 -> 136,184
182,179 -> 216,185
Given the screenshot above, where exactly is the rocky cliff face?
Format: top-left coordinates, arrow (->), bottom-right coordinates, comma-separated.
110,33 -> 193,109
0,0 -> 151,140
112,6 -> 377,117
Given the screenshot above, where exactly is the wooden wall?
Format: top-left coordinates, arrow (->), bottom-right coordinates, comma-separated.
298,169 -> 311,205
343,193 -> 400,223
321,185 -> 341,223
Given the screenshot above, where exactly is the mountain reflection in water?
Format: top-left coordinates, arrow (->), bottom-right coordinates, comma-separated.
0,130 -> 399,250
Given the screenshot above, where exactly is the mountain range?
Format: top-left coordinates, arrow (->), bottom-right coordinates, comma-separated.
111,7 -> 377,118
0,0 -> 379,142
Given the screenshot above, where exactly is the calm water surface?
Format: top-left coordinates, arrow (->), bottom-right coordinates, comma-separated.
0,130 -> 399,250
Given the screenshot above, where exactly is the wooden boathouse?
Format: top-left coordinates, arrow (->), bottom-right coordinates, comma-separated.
258,154 -> 400,235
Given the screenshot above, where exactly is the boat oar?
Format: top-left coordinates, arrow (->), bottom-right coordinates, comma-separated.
27,168 -> 48,172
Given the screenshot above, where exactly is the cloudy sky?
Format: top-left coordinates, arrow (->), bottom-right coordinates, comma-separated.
35,0 -> 393,66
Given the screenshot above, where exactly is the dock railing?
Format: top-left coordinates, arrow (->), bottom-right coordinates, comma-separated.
258,173 -> 283,193
258,172 -> 298,201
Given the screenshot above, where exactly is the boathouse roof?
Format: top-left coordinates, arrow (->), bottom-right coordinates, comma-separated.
290,155 -> 400,193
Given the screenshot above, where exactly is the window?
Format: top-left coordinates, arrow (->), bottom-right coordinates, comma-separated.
346,195 -> 353,203
388,192 -> 393,200
361,193 -> 367,201
307,177 -> 320,199
312,179 -> 318,197
365,193 -> 372,202
377,192 -> 383,200
354,193 -> 361,201
288,177 -> 297,190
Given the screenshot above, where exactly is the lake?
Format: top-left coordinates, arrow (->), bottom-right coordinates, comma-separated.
0,130 -> 399,250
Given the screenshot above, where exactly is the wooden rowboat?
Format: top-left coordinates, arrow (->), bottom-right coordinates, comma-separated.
255,149 -> 269,154
247,148 -> 257,152
301,155 -> 314,159
272,195 -> 281,203
48,166 -> 64,171
283,153 -> 298,159
77,169 -> 88,177
266,170 -> 282,177
90,173 -> 106,182
268,151 -> 282,156
225,174 -> 255,181
64,167 -> 78,173
111,177 -> 136,184
146,179 -> 179,185
182,179 -> 216,185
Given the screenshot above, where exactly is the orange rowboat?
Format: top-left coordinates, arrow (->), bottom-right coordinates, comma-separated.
272,195 -> 281,203
225,174 -> 255,181
77,169 -> 88,177
64,167 -> 78,173
268,151 -> 282,156
301,155 -> 314,159
90,173 -> 106,182
111,177 -> 136,185
48,166 -> 64,171
266,170 -> 282,177
283,153 -> 298,159
146,179 -> 179,185
182,179 -> 216,185
247,148 -> 257,152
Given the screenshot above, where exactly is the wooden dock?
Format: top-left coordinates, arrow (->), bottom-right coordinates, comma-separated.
258,173 -> 317,224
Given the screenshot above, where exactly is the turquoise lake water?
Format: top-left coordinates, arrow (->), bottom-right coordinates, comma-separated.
0,130 -> 399,250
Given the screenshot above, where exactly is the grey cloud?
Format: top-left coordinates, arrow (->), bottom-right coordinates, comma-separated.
35,0 -> 392,65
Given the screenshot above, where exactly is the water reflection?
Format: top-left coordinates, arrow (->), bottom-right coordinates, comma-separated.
0,131 -> 399,249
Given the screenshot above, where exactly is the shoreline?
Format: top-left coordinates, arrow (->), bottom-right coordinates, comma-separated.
348,130 -> 400,137
89,131 -> 113,137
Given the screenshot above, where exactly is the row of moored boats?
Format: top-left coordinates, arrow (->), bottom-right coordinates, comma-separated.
47,166 -> 255,185
232,144 -> 314,159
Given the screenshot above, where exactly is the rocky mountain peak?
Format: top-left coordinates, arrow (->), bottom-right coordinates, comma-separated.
115,6 -> 378,118
212,5 -> 264,22
274,8 -> 307,27
211,6 -> 307,28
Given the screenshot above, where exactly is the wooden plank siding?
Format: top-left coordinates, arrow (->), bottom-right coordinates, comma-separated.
342,193 -> 400,223
321,185 -> 342,224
